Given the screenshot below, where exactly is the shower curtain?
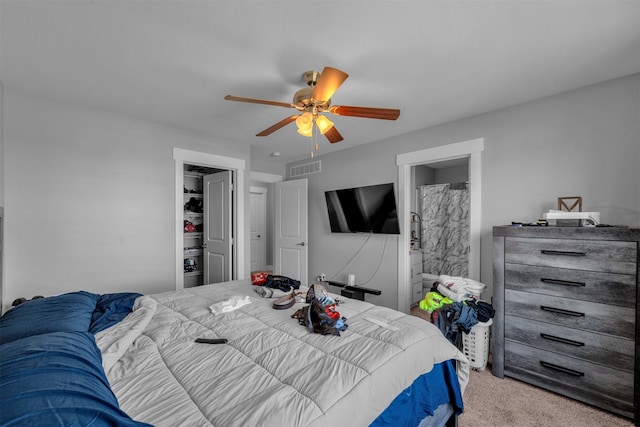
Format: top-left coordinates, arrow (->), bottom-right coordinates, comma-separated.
418,182 -> 469,277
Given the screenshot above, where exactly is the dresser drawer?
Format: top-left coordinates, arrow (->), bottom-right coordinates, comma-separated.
505,289 -> 635,338
505,237 -> 637,275
412,282 -> 423,303
505,341 -> 634,415
505,263 -> 636,307
505,315 -> 634,372
411,264 -> 421,282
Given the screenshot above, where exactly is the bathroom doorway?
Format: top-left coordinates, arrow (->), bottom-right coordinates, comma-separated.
414,159 -> 469,278
397,138 -> 484,313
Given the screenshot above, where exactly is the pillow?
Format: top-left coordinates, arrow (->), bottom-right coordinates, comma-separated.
89,292 -> 143,334
0,291 -> 99,345
0,331 -> 151,426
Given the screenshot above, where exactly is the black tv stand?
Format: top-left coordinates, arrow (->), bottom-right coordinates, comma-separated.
325,281 -> 381,301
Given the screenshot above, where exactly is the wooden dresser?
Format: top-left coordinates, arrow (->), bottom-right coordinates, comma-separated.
492,225 -> 640,423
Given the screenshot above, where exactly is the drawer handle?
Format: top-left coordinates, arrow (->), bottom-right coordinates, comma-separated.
540,333 -> 585,347
540,278 -> 585,287
540,360 -> 585,377
540,249 -> 586,257
540,306 -> 585,317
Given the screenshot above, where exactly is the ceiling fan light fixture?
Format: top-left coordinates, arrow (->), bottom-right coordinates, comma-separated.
297,126 -> 313,137
296,111 -> 313,130
315,115 -> 334,134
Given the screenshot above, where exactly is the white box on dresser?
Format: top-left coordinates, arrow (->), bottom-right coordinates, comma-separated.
492,225 -> 640,425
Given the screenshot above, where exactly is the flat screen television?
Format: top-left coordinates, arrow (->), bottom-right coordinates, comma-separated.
324,183 -> 401,234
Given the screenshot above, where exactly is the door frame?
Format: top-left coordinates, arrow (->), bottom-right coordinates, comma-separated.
204,170 -> 233,284
250,186 -> 267,272
396,138 -> 484,313
274,179 -> 308,286
173,148 -> 246,290
249,171 -> 283,272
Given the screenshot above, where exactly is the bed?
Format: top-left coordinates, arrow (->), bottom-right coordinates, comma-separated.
0,280 -> 469,427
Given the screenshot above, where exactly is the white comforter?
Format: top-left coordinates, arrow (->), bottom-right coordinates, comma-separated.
98,280 -> 469,427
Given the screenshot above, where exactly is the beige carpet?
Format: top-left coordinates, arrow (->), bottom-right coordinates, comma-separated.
458,362 -> 633,427
409,307 -> 634,427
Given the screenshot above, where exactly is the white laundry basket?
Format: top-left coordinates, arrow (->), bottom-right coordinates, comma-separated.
462,319 -> 492,371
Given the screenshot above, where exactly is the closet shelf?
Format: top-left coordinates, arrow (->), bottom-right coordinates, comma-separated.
184,249 -> 203,256
183,271 -> 203,277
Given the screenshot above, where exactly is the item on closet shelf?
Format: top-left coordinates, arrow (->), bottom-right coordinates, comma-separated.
184,197 -> 203,213
184,258 -> 197,272
184,221 -> 196,233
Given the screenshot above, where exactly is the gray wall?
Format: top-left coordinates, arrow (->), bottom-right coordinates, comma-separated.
2,89 -> 251,311
287,74 -> 640,309
2,74 -> 637,312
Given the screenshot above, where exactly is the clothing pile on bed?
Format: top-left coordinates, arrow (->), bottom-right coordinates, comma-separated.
251,274 -> 348,336
418,275 -> 495,348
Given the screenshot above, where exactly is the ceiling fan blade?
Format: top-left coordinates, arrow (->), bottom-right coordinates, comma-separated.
329,105 -> 400,120
311,67 -> 349,102
224,95 -> 294,109
256,115 -> 298,137
323,125 -> 344,144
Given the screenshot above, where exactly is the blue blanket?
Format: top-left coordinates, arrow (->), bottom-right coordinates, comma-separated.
0,291 -> 147,426
0,331 -> 150,426
370,359 -> 463,426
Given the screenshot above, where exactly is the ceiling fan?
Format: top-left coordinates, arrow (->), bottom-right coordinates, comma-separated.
224,67 -> 400,147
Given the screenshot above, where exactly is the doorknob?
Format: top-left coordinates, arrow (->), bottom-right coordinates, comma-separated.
257,234 -> 261,238
296,242 -> 305,246
202,243 -> 207,248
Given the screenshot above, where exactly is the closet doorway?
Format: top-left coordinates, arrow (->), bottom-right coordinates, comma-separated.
183,164 -> 231,288
174,148 -> 246,291
397,138 -> 484,313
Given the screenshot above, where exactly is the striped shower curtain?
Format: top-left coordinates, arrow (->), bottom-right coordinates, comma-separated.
418,182 -> 469,277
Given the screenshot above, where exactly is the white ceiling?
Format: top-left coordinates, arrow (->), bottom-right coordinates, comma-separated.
2,1 -> 639,163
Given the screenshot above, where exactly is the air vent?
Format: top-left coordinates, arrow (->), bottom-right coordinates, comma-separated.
290,160 -> 321,178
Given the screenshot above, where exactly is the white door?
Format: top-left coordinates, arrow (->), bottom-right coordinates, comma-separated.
204,170 -> 233,284
250,187 -> 267,272
274,179 -> 308,285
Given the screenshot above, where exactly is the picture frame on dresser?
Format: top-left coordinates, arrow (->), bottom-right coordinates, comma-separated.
492,225 -> 640,425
